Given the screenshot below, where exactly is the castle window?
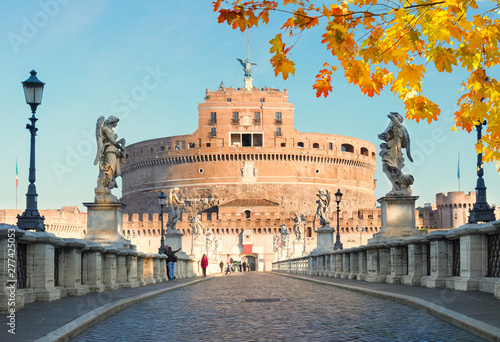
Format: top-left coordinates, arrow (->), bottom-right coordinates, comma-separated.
210,112 -> 217,124
260,98 -> 265,102
254,112 -> 260,124
232,112 -> 239,124
329,142 -> 333,150
361,147 -> 369,156
189,143 -> 195,148
306,227 -> 312,237
161,146 -> 165,151
341,144 -> 354,153
206,143 -> 211,147
313,143 -> 319,148
275,127 -> 282,136
210,128 -> 216,137
281,143 -> 286,147
227,98 -> 231,102
244,210 -> 251,219
298,142 -> 304,148
275,112 -> 282,124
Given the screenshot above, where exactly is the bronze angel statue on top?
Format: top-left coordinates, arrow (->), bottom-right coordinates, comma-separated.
94,115 -> 126,203
237,58 -> 257,78
378,112 -> 414,196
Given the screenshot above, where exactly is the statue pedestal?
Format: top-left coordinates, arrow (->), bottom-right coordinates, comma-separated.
165,229 -> 188,258
311,226 -> 334,255
369,196 -> 421,244
292,240 -> 304,257
190,242 -> 204,259
244,76 -> 253,90
83,202 -> 134,250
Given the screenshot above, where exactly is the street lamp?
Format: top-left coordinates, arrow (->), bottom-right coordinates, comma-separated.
468,120 -> 496,223
17,70 -> 46,231
158,192 -> 167,254
333,189 -> 343,250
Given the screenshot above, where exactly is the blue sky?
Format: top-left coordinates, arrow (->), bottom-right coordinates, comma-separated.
1,0 -> 499,212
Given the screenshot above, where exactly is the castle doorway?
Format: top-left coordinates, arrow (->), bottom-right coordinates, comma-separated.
241,255 -> 257,271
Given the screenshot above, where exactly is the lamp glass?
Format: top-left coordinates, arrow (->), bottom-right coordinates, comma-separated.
158,192 -> 166,206
335,189 -> 343,203
22,70 -> 45,106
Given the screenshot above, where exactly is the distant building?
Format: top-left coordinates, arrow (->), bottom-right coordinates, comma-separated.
0,206 -> 87,239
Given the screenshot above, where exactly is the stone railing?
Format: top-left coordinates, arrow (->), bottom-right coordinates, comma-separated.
273,220 -> 500,299
0,224 -> 194,313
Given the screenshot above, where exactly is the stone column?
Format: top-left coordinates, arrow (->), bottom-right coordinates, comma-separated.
334,253 -> 342,278
31,233 -> 62,301
425,233 -> 449,288
366,246 -> 389,282
102,247 -> 120,290
386,241 -> 405,284
136,253 -> 146,286
61,239 -> 89,296
454,232 -> 484,291
115,251 -> 128,288
153,256 -> 162,283
341,252 -> 350,279
143,254 -> 155,285
159,255 -> 168,282
357,248 -> 367,281
402,239 -> 423,286
85,245 -> 105,292
348,249 -> 359,279
125,251 -> 140,288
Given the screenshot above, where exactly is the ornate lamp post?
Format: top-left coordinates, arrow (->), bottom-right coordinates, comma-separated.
333,189 -> 343,250
17,70 -> 45,231
468,120 -> 496,223
158,192 -> 167,254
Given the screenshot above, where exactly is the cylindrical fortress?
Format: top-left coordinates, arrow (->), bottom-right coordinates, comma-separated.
121,86 -> 376,216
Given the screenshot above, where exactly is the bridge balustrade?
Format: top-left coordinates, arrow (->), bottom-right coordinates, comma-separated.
0,225 -> 194,313
272,220 -> 500,299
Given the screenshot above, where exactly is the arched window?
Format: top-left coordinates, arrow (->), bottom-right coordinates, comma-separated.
306,227 -> 312,237
313,143 -> 319,148
341,144 -> 354,153
360,147 -> 369,156
244,210 -> 251,219
298,142 -> 304,147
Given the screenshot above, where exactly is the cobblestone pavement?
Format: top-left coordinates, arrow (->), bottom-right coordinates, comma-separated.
73,273 -> 486,342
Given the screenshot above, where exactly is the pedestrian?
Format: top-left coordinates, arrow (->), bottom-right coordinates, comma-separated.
225,254 -> 233,275
248,261 -> 252,271
219,260 -> 224,273
242,261 -> 247,272
201,254 -> 208,277
166,246 -> 181,280
238,262 -> 242,272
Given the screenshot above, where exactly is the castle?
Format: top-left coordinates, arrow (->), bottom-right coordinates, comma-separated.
120,71 -> 378,270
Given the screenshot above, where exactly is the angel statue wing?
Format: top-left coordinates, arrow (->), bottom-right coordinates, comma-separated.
325,189 -> 331,208
402,127 -> 413,163
236,58 -> 245,67
93,116 -> 105,166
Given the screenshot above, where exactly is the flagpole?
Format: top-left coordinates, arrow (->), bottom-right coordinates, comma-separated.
16,157 -> 18,210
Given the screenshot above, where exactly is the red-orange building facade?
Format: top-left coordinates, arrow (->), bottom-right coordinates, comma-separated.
121,84 -> 378,270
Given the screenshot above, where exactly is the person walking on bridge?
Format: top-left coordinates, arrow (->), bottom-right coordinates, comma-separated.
225,254 -> 233,275
201,254 -> 208,277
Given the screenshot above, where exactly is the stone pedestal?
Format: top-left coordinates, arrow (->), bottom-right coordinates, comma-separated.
311,226 -> 334,255
165,229 -> 188,258
83,202 -> 134,250
369,196 -> 421,244
292,241 -> 304,257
